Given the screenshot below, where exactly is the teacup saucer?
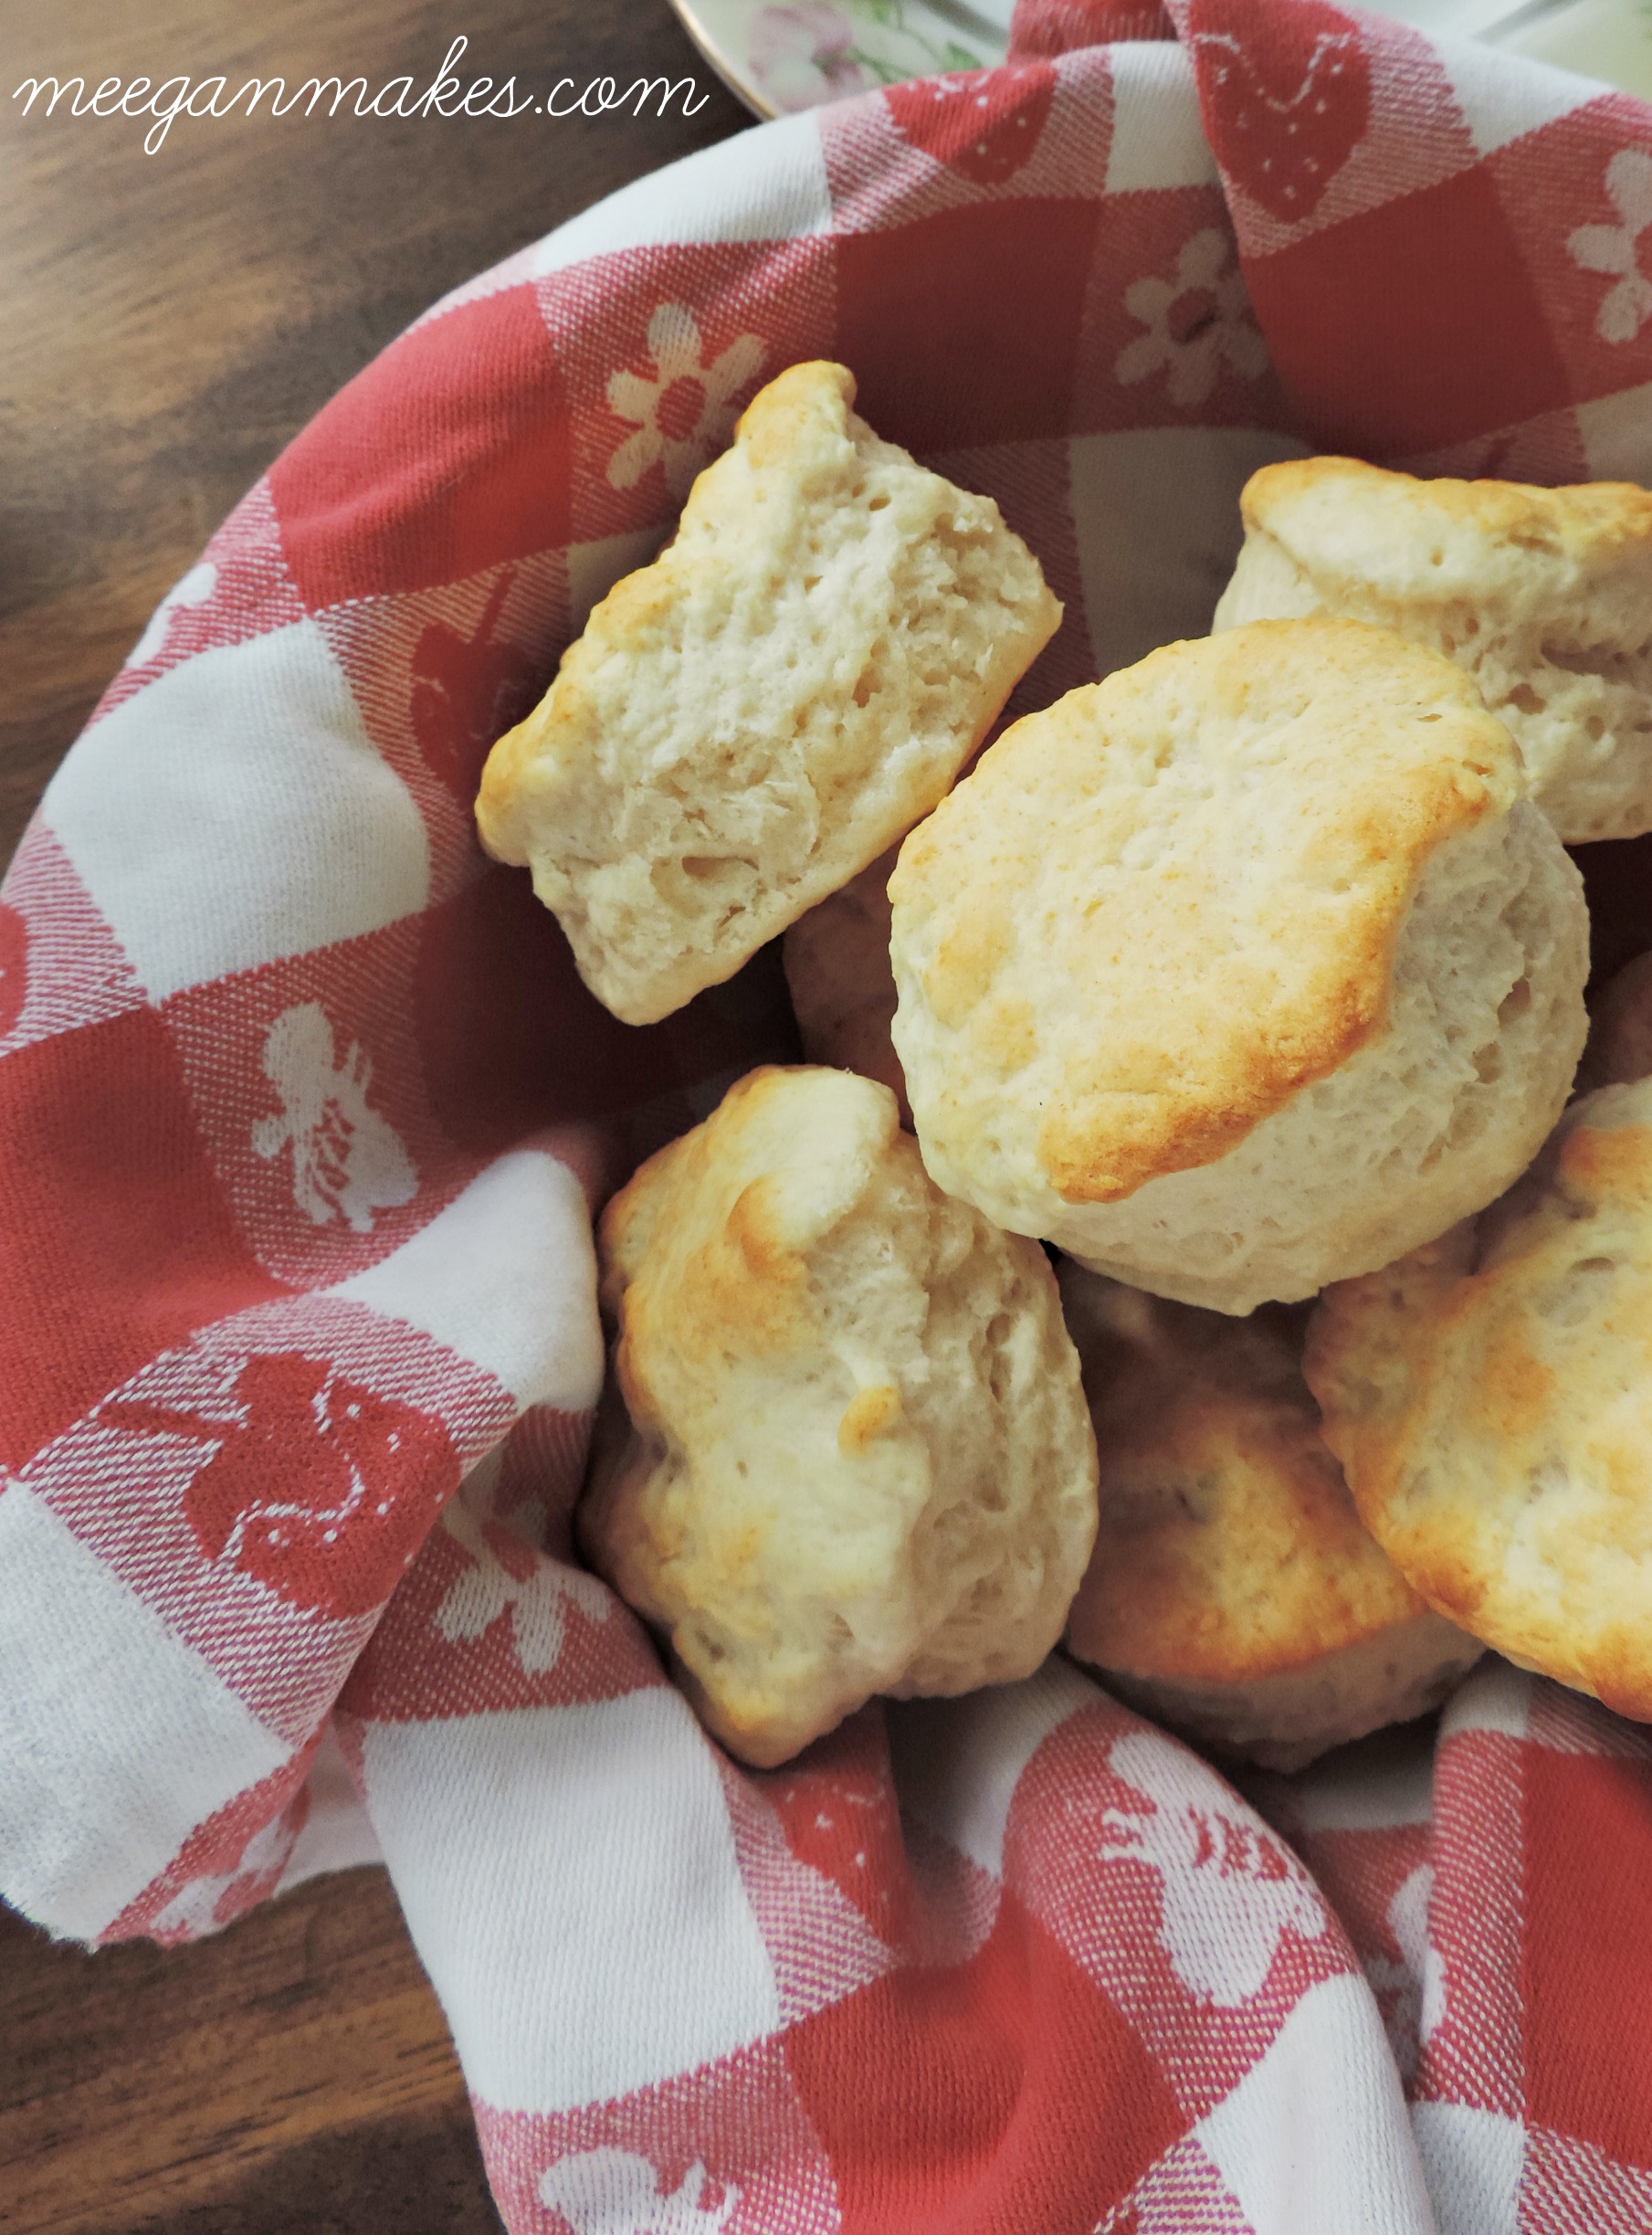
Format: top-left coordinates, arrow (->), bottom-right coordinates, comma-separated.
669,0 -> 1015,119
668,0 -> 1652,118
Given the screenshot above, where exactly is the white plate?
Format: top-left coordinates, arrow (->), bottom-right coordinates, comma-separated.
670,0 -> 1013,119
668,0 -> 1652,117
1494,0 -> 1652,100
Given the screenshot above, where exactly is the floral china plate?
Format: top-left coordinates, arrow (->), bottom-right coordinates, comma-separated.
669,0 -> 1015,118
668,0 -> 1652,116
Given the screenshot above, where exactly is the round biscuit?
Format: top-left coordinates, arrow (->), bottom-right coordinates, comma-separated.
889,619 -> 1590,1313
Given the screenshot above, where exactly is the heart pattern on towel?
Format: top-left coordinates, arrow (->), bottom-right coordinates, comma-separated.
886,63 -> 1057,187
1187,0 -> 1371,222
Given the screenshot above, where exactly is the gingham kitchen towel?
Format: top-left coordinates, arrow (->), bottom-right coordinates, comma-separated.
5,4 -> 1652,2228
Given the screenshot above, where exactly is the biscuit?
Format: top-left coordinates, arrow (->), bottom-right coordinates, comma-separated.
477,361 -> 1061,1026
579,1065 -> 1100,1767
781,846 -> 910,1124
1305,1079 -> 1652,1720
889,619 -> 1590,1313
1058,1265 -> 1480,1771
1214,457 -> 1652,843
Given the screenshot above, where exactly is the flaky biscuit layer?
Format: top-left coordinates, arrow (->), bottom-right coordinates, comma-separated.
479,360 -> 1059,1024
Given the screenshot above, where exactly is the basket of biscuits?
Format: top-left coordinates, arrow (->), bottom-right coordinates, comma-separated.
6,3 -> 1652,2230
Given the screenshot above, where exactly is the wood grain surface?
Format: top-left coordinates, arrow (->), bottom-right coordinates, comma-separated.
0,4 -> 746,2227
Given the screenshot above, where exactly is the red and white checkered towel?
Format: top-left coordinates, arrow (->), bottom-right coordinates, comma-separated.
6,4 -> 1652,2227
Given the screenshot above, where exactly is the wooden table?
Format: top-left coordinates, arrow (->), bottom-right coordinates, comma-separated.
0,5 -> 747,2225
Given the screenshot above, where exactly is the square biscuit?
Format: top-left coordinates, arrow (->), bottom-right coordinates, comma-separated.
476,360 -> 1060,1025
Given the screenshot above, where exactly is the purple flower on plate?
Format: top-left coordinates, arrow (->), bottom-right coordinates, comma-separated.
749,4 -> 869,112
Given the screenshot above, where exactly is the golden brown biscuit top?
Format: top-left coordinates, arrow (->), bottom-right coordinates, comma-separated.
1304,1082 -> 1652,1718
1060,1273 -> 1421,1686
890,618 -> 1524,1206
1307,1097 -> 1652,1485
599,1063 -> 889,1369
